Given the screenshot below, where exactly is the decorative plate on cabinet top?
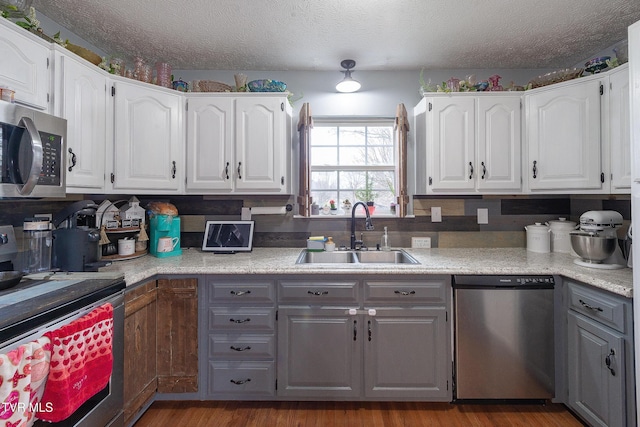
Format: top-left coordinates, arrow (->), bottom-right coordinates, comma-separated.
585,56 -> 610,74
247,79 -> 287,92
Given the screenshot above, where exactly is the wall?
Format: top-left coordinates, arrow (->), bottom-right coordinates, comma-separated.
1,194 -> 629,251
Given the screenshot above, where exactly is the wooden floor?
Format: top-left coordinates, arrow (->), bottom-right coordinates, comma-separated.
133,401 -> 584,427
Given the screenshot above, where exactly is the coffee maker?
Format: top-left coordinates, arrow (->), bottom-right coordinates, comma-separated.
149,214 -> 182,258
51,200 -> 110,271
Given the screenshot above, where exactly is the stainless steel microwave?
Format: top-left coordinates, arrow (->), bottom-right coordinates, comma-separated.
0,102 -> 66,198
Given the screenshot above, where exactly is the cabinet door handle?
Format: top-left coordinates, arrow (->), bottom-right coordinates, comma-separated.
230,378 -> 251,385
225,162 -> 230,179
605,349 -> 616,376
353,320 -> 357,341
481,161 -> 486,179
68,148 -> 77,172
579,299 -> 603,312
171,161 -> 177,179
532,160 -> 537,179
229,318 -> 251,323
469,162 -> 474,179
368,320 -> 372,342
230,346 -> 252,352
394,290 -> 416,296
307,290 -> 329,296
230,290 -> 251,296
237,162 -> 242,179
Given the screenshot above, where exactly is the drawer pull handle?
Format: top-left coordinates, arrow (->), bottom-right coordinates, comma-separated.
353,320 -> 357,341
230,378 -> 251,385
230,318 -> 251,323
394,290 -> 416,296
368,320 -> 372,342
230,346 -> 252,352
579,299 -> 603,312
230,290 -> 251,296
308,291 -> 329,296
605,349 -> 616,376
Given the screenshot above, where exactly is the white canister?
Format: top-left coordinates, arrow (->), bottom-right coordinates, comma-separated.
525,222 -> 550,253
118,238 -> 136,256
546,217 -> 577,254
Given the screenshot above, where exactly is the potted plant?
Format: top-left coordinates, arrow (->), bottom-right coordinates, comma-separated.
329,199 -> 338,215
355,177 -> 377,215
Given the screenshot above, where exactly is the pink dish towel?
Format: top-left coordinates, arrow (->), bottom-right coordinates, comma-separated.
37,303 -> 113,423
0,337 -> 51,427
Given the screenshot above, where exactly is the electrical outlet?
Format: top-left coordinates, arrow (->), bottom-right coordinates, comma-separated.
431,207 -> 442,222
477,208 -> 489,224
411,237 -> 431,248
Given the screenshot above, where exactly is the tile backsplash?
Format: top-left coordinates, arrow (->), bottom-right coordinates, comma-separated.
0,194 -> 630,249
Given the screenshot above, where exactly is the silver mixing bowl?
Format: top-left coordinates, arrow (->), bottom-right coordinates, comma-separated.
570,232 -> 617,263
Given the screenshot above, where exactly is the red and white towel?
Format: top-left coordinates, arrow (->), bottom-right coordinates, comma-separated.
37,303 -> 114,423
0,337 -> 51,427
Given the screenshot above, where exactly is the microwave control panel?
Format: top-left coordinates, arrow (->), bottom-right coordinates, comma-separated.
38,131 -> 62,186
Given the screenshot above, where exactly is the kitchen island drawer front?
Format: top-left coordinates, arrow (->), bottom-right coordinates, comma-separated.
210,333 -> 275,360
208,280 -> 275,304
364,277 -> 448,304
278,280 -> 359,304
209,307 -> 275,331
568,282 -> 627,333
209,361 -> 275,397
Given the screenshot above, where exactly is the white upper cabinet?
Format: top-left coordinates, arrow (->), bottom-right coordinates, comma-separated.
110,79 -> 183,193
476,96 -> 522,191
607,64 -> 631,193
0,19 -> 50,111
235,96 -> 290,192
53,47 -> 107,192
414,93 -> 521,194
524,76 -> 603,192
186,96 -> 234,192
186,94 -> 291,194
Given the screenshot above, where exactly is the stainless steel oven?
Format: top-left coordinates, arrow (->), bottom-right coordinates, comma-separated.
0,102 -> 66,198
0,278 -> 125,427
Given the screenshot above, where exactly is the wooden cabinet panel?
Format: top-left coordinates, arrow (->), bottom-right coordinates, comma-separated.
123,280 -> 157,426
157,278 -> 198,393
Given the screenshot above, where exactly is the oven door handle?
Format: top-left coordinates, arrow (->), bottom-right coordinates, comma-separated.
10,116 -> 43,196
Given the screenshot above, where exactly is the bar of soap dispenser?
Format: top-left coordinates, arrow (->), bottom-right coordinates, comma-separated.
381,227 -> 391,251
325,237 -> 336,252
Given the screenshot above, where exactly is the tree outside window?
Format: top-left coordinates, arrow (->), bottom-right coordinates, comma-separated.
310,119 -> 396,215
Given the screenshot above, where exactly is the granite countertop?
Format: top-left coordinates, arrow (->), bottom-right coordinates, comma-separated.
100,247 -> 634,298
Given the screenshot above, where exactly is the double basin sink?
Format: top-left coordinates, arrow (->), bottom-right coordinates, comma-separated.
296,249 -> 420,265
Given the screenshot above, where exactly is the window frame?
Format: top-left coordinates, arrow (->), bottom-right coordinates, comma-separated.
309,116 -> 397,216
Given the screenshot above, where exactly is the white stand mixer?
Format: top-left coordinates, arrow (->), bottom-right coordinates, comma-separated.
573,210 -> 627,269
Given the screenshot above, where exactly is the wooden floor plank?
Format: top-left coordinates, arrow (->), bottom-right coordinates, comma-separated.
134,401 -> 583,427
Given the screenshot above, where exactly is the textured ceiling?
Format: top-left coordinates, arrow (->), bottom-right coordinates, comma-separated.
32,0 -> 640,71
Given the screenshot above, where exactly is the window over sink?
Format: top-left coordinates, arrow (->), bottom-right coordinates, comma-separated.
309,118 -> 396,216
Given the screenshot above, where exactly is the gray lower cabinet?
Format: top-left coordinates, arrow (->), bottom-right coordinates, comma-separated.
566,280 -> 635,427
205,277 -> 277,399
277,306 -> 362,398
277,275 -> 451,401
365,307 -> 448,399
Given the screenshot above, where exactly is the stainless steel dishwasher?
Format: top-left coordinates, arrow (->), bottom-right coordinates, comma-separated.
453,275 -> 555,400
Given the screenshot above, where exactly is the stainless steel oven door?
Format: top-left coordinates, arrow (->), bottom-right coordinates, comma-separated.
1,290 -> 124,427
0,102 -> 66,198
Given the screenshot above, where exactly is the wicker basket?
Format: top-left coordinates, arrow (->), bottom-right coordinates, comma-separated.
194,80 -> 232,92
66,43 -> 102,66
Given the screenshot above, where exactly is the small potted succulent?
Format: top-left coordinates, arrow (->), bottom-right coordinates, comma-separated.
329,199 -> 338,215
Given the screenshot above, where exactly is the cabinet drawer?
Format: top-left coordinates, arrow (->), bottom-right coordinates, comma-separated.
567,282 -> 628,333
208,280 -> 275,304
209,334 -> 275,359
209,361 -> 275,397
278,280 -> 359,304
364,279 -> 448,304
209,307 -> 275,332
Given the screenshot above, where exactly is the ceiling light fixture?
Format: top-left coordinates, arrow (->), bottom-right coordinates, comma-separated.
335,59 -> 361,93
